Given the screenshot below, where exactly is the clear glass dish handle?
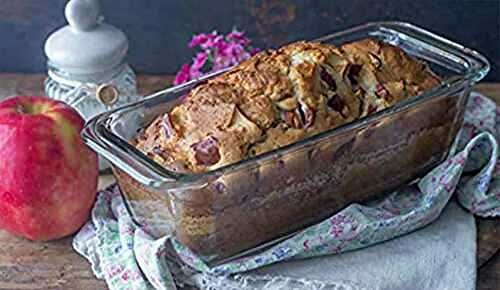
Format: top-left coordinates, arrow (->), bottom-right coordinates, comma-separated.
82,118 -> 179,188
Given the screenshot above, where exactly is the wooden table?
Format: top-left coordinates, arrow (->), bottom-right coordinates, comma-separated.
0,74 -> 498,290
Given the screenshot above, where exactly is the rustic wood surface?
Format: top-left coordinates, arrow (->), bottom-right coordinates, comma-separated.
0,73 -> 497,290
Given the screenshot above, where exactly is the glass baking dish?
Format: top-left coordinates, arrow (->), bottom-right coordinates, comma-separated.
82,22 -> 489,264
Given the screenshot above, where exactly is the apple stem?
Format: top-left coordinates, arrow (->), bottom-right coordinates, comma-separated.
15,104 -> 27,114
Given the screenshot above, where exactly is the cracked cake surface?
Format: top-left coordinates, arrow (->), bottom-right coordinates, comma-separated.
135,39 -> 441,173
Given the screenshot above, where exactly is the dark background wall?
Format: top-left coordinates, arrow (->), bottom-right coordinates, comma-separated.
0,0 -> 499,80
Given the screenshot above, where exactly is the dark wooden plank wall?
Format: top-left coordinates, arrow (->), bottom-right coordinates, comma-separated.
0,0 -> 498,80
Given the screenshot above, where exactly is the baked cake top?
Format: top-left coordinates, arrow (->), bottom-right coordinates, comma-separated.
135,39 -> 440,173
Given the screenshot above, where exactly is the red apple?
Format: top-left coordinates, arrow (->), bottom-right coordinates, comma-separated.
0,96 -> 98,241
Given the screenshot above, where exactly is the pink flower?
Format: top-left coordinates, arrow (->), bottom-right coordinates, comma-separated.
216,42 -> 252,67
191,52 -> 208,71
212,54 -> 231,71
226,30 -> 244,40
230,44 -> 251,63
173,64 -> 191,85
175,29 -> 260,83
226,30 -> 250,46
225,42 -> 244,56
202,35 -> 227,50
189,32 -> 217,48
189,34 -> 209,48
189,68 -> 202,79
189,52 -> 209,79
331,225 -> 344,237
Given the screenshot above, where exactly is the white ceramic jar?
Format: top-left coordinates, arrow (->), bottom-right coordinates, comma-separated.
44,0 -> 139,121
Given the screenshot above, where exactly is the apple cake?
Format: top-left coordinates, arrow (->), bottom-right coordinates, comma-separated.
123,38 -> 451,261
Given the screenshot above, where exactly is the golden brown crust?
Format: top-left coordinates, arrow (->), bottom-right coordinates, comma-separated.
135,38 -> 441,173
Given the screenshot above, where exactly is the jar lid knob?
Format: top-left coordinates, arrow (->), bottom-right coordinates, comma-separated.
65,0 -> 101,32
44,0 -> 129,75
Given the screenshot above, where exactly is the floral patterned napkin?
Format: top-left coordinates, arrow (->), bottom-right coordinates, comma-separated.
73,92 -> 500,290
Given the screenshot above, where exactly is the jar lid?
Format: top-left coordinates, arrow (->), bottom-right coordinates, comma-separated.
44,0 -> 129,75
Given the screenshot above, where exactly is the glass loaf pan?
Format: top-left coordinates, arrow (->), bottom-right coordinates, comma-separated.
82,22 -> 489,264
